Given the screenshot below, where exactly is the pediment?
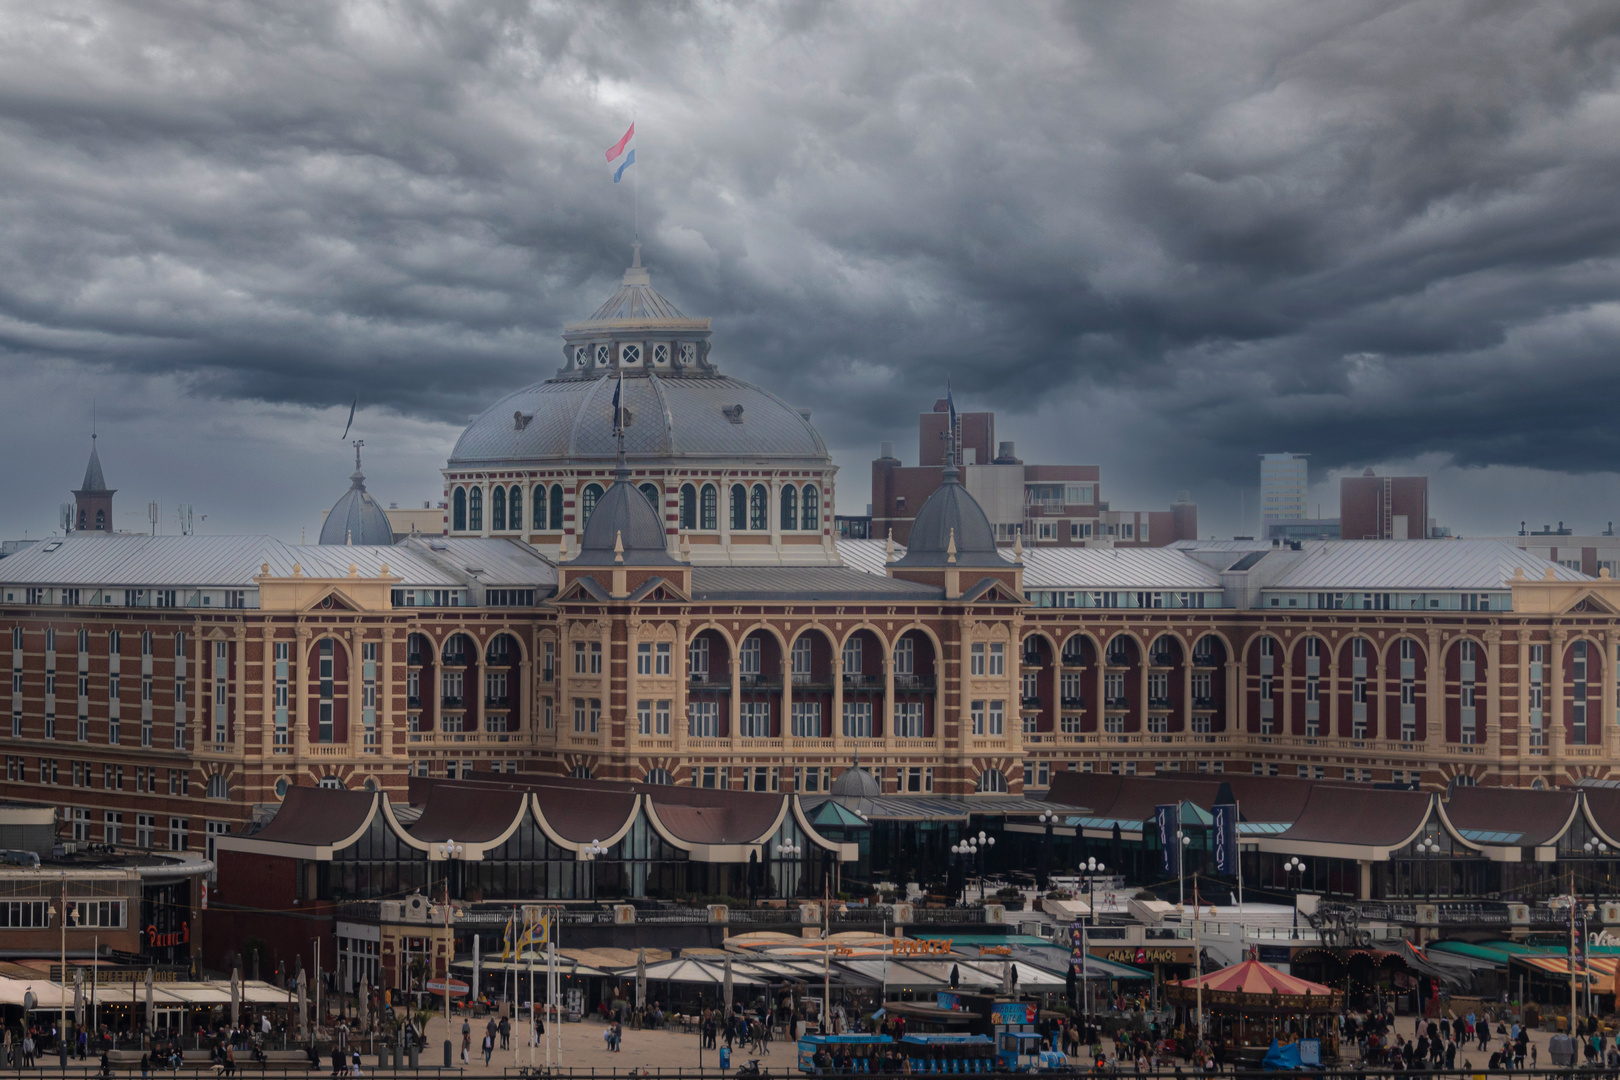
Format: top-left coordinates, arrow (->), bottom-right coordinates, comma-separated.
1563,590 -> 1620,615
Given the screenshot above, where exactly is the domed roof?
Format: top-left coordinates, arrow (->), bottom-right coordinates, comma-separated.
449,372 -> 827,466
830,764 -> 881,799
893,465 -> 1000,567
574,468 -> 679,566
448,249 -> 829,470
319,453 -> 394,546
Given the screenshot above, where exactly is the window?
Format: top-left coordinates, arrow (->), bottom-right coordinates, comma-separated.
134,815 -> 155,849
893,638 -> 914,677
315,639 -> 334,743
104,811 -> 123,845
688,700 -> 719,738
571,696 -> 586,733
680,484 -> 698,530
0,901 -> 49,928
791,638 -> 812,681
580,483 -> 603,525
655,643 -> 670,675
532,484 -> 548,530
589,641 -> 602,675
841,700 -> 873,738
740,701 -> 769,738
740,637 -> 761,677
507,485 -> 522,530
206,774 -> 228,799
730,484 -> 748,530
638,482 -> 661,512
637,700 -> 653,736
637,643 -> 653,676
791,701 -> 821,738
700,484 -> 718,530
689,637 -> 710,680
842,636 -> 863,676
654,700 -> 670,736
971,700 -> 985,736
1530,643 -> 1545,746
970,643 -> 985,676
895,701 -> 924,738
453,487 -> 467,531
780,485 -> 797,531
274,642 -> 289,749
801,484 -> 819,531
988,643 -> 1005,676
168,818 -> 189,851
549,486 -> 563,528
573,641 -> 588,675
1573,639 -> 1590,744
749,484 -> 768,531
988,700 -> 1005,736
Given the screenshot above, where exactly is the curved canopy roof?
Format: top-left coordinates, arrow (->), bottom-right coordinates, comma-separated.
893,466 -> 1001,569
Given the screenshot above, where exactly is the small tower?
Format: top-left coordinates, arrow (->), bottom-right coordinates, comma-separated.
72,436 -> 115,533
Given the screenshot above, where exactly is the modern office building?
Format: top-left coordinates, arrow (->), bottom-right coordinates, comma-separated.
1259,453 -> 1309,530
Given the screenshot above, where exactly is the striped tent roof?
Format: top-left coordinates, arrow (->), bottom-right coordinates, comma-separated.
1174,959 -> 1335,997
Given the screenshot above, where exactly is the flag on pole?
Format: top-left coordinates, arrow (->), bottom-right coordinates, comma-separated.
612,371 -> 625,434
500,912 -> 516,960
607,123 -> 636,183
945,376 -> 958,466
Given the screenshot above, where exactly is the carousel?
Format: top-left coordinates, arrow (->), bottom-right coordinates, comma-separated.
1165,960 -> 1343,1063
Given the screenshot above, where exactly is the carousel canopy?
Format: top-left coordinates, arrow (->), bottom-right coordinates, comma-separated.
1174,959 -> 1334,997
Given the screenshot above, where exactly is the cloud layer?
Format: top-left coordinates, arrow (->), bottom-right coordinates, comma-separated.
4,0 -> 1620,538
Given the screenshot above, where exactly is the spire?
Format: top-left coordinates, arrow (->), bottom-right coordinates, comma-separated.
347,439 -> 367,491
613,530 -> 625,564
79,439 -> 109,493
884,529 -> 895,563
946,528 -> 957,565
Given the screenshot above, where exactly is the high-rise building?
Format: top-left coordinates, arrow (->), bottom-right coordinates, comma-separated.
1259,453 -> 1309,527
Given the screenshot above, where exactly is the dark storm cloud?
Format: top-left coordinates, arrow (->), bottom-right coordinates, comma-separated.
4,0 -> 1620,527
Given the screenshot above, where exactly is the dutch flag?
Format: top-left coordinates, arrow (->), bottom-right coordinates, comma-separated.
607,122 -> 635,183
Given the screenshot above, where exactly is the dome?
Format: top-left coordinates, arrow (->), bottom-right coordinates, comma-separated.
319,462 -> 394,547
448,372 -> 827,467
893,465 -> 1000,567
574,469 -> 678,566
829,764 -> 881,799
447,249 -> 829,470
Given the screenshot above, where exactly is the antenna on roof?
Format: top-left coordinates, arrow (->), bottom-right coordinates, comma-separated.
352,439 -> 365,472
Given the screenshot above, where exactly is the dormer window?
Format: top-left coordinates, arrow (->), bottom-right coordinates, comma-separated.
653,344 -> 669,365
621,343 -> 641,365
595,344 -> 610,366
574,345 -> 588,368
679,342 -> 696,366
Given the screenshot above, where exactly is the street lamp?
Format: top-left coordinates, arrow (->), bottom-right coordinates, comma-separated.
1415,838 -> 1442,900
975,831 -> 996,901
1077,857 -> 1104,1016
435,839 -> 463,1056
582,839 -> 609,904
48,886 -> 80,1066
1038,811 -> 1058,891
1284,857 -> 1307,936
950,840 -> 978,906
1177,829 -> 1192,907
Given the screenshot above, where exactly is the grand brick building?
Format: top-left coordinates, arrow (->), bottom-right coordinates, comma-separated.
3,251 -> 1619,866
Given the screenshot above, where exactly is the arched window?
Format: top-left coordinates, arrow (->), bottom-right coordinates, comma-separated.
749,484 -> 768,531
638,483 -> 661,513
644,768 -> 673,785
571,764 -> 593,780
801,484 -> 819,531
731,485 -> 748,530
77,510 -> 86,530
680,484 -> 698,529
453,488 -> 467,531
780,485 -> 798,531
549,486 -> 564,528
317,776 -> 344,790
975,769 -> 1009,794
701,484 -> 718,530
508,486 -> 522,530
207,774 -> 230,800
581,483 -> 604,525
532,484 -> 547,530
468,487 -> 483,531
491,486 -> 506,531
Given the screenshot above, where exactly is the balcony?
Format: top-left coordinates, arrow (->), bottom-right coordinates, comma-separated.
1147,696 -> 1173,710
406,695 -> 422,708
843,674 -> 884,693
1191,696 -> 1217,710
406,653 -> 424,667
1060,695 -> 1085,709
893,674 -> 931,693
443,655 -> 468,667
1192,656 -> 1219,669
485,695 -> 510,707
542,667 -> 554,682
790,672 -> 833,690
441,695 -> 464,707
1021,654 -> 1041,668
688,674 -> 724,691
738,674 -> 780,691
1104,696 -> 1130,709
1021,694 -> 1041,708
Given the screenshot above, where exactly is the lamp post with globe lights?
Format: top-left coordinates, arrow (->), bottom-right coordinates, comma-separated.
775,841 -> 802,899
1077,856 -> 1104,1016
1284,857 -> 1307,936
974,831 -> 996,901
950,840 -> 977,906
1415,837 -> 1443,900
1037,811 -> 1058,891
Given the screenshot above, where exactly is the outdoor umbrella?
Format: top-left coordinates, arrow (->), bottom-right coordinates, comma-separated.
949,964 -> 959,990
723,956 -> 734,1013
635,949 -> 647,1010
230,968 -> 240,1029
1003,962 -> 1013,996
144,969 -> 154,1033
357,981 -> 368,1033
296,969 -> 308,1042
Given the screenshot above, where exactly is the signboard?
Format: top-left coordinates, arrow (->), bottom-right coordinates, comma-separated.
992,1002 -> 1037,1026
425,978 -> 470,998
1212,804 -> 1238,875
935,992 -> 961,1011
1155,804 -> 1181,877
1092,946 -> 1194,965
1257,945 -> 1292,964
1298,1039 -> 1321,1066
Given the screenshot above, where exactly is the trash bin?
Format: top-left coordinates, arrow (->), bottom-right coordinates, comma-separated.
720,1047 -> 732,1070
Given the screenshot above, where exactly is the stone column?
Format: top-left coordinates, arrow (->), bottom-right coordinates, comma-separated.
1180,652 -> 1194,738
1280,648 -> 1293,738
348,628 -> 364,752
626,620 -> 642,747
1604,630 -> 1618,760
1225,660 -> 1242,735
769,478 -> 783,555
1549,629 -> 1567,757
518,659 -> 532,745
883,637 -> 896,746
1425,628 -> 1443,751
729,653 -> 741,752
1327,653 -> 1340,739
832,647 -> 846,753
1484,630 -> 1501,753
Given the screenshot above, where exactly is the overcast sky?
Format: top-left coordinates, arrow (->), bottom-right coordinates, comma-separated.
5,0 -> 1620,543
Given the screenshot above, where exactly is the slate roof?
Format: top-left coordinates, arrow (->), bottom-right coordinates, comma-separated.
893,468 -> 1000,568
396,536 -> 558,589
251,786 -> 377,847
318,469 -> 393,546
573,473 -> 678,566
1443,786 -> 1577,847
1018,547 -> 1222,590
449,373 -> 828,466
78,441 -> 111,493
1264,539 -> 1588,590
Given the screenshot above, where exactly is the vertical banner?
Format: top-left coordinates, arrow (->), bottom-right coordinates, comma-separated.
1155,803 -> 1181,877
1212,803 -> 1239,876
